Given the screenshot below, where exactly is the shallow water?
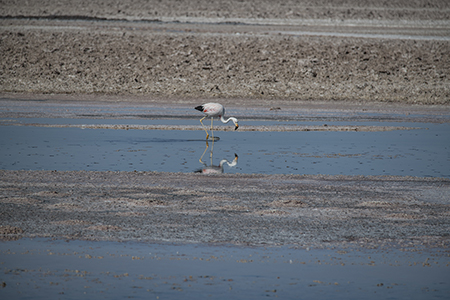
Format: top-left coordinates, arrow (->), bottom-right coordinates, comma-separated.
1,238 -> 449,300
1,118 -> 449,177
0,119 -> 449,177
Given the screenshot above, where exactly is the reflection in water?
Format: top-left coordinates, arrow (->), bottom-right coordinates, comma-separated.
196,141 -> 238,174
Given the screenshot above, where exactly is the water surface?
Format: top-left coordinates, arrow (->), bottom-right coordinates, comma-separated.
0,119 -> 448,177
1,238 -> 448,300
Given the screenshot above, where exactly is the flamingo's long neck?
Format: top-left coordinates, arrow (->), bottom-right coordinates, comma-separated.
220,115 -> 232,124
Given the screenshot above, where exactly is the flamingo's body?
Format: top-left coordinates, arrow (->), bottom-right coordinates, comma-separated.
194,103 -> 239,140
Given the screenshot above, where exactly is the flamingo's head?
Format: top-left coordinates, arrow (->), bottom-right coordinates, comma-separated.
230,117 -> 239,130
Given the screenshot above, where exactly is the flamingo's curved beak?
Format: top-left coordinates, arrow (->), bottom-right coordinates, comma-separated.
235,124 -> 239,130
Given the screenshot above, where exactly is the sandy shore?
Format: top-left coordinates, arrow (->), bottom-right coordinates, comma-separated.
1,170 -> 449,249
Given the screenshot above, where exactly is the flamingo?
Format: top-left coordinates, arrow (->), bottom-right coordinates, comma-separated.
194,103 -> 239,140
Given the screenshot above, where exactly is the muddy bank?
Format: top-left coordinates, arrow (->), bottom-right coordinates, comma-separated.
0,120 -> 420,132
1,170 -> 449,248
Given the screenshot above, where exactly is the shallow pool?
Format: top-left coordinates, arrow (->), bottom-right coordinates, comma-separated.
0,119 -> 448,177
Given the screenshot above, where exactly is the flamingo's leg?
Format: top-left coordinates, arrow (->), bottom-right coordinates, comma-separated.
199,140 -> 209,163
210,117 -> 215,157
210,117 -> 214,141
199,116 -> 209,140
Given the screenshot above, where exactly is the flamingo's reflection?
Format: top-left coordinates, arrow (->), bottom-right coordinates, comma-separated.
195,141 -> 238,174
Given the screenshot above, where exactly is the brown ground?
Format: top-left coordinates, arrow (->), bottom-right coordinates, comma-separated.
1,0 -> 450,104
1,1 -> 450,248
